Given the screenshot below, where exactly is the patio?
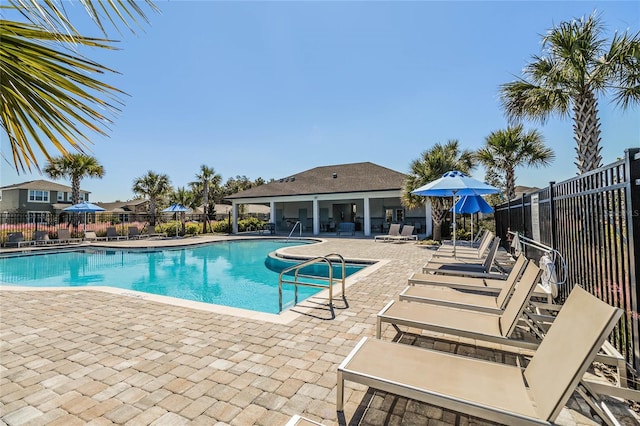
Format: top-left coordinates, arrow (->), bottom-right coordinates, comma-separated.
1,236 -> 637,425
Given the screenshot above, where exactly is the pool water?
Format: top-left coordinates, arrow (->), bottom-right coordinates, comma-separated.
0,240 -> 364,314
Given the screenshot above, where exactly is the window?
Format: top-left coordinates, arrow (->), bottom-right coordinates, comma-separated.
28,190 -> 49,202
57,192 -> 64,201
28,211 -> 51,224
79,193 -> 85,201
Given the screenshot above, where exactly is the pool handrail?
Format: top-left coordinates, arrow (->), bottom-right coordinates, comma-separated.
278,253 -> 346,315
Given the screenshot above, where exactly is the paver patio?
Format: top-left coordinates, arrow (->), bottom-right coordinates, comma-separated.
1,235 -> 638,425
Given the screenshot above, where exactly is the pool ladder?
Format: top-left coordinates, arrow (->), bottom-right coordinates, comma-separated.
286,221 -> 303,241
278,253 -> 346,317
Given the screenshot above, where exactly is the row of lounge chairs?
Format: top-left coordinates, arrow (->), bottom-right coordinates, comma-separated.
4,226 -> 167,247
336,230 -> 636,425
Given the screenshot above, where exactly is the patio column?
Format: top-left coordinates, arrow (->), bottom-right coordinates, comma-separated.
364,196 -> 371,237
424,199 -> 433,238
313,198 -> 319,235
232,203 -> 238,234
270,201 -> 276,228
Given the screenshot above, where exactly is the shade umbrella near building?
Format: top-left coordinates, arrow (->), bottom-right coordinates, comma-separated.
412,171 -> 499,255
162,203 -> 190,237
451,195 -> 494,243
63,201 -> 105,231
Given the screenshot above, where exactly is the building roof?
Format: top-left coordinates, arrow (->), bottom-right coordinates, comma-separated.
226,162 -> 406,200
96,199 -> 148,211
0,179 -> 90,193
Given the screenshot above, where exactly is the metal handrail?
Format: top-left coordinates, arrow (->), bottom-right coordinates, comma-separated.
278,253 -> 346,313
508,231 -> 567,286
286,221 -> 302,241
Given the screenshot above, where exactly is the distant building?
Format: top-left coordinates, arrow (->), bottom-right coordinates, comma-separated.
0,179 -> 91,223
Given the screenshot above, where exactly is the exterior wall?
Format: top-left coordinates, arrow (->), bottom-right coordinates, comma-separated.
0,190 -> 20,212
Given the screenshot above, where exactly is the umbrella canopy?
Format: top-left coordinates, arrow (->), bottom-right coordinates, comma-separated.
451,195 -> 494,215
411,170 -> 499,197
451,195 -> 494,243
63,201 -> 105,213
63,202 -> 105,231
162,203 -> 189,213
411,171 -> 499,255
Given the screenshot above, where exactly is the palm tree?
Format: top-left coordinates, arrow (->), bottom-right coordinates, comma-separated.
500,12 -> 640,173
402,140 -> 475,241
190,165 -> 222,233
1,0 -> 158,172
475,125 -> 555,200
170,187 -> 200,236
44,154 -> 105,204
132,171 -> 172,226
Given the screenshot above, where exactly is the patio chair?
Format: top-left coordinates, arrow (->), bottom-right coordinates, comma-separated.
5,232 -> 34,248
387,225 -> 417,242
105,226 -> 126,241
397,258 -> 531,314
33,230 -> 51,245
128,226 -> 142,239
432,230 -> 493,259
422,237 -> 502,276
54,229 -> 82,244
374,223 -> 401,242
376,262 -> 543,350
337,285 -> 622,425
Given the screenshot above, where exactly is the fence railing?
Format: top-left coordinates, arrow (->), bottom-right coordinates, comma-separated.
495,148 -> 640,377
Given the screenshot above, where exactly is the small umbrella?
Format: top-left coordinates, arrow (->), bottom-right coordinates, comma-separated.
63,201 -> 105,231
451,195 -> 494,242
412,171 -> 499,255
162,203 -> 189,237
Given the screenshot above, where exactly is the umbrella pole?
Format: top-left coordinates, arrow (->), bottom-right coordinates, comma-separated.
452,194 -> 456,257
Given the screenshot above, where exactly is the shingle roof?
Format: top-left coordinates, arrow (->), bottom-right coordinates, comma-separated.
0,179 -> 89,193
226,162 -> 406,200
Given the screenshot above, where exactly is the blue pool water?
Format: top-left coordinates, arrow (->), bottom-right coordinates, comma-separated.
0,240 -> 364,314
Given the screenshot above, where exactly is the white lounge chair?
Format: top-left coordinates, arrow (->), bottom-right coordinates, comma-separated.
374,223 -> 401,242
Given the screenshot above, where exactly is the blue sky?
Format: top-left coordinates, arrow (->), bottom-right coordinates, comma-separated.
1,1 -> 639,202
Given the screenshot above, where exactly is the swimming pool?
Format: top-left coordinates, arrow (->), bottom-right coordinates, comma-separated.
0,240 -> 364,314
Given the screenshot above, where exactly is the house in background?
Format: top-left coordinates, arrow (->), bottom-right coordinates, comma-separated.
0,180 -> 91,223
95,199 -> 150,223
225,162 -> 433,237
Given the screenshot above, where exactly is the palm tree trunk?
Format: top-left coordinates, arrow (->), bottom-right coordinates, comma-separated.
71,175 -> 80,205
431,197 -> 446,241
573,90 -> 603,173
506,166 -> 516,200
150,198 -> 156,226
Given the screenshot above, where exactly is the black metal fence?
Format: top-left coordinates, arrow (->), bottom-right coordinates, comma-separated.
494,148 -> 640,376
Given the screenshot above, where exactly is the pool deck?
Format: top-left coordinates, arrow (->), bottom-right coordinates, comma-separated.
1,235 -> 638,425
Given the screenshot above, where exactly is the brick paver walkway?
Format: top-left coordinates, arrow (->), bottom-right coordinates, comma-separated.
1,235 -> 637,425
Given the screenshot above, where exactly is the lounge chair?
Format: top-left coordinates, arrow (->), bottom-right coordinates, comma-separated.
337,285 -> 622,425
54,229 -> 82,244
128,226 -> 142,239
5,232 -> 34,248
337,222 -> 355,236
105,226 -> 126,241
397,258 -> 531,314
377,262 -> 543,350
422,237 -> 502,277
143,225 -> 166,238
374,223 -> 401,242
33,230 -> 52,245
432,230 -> 493,259
387,225 -> 417,242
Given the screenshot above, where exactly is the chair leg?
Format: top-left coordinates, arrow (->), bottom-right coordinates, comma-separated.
337,370 -> 344,411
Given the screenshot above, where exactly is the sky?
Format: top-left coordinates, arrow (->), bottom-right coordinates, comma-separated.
1,1 -> 639,202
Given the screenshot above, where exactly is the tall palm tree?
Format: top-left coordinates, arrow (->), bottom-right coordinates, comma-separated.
402,140 -> 475,241
500,12 -> 640,173
1,0 -> 158,172
190,165 -> 222,233
475,125 -> 555,200
44,154 -> 105,204
132,171 -> 172,226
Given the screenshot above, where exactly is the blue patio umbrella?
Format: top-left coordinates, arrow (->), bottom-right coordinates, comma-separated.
63,201 -> 105,231
412,171 -> 499,255
162,203 -> 190,236
451,195 -> 494,242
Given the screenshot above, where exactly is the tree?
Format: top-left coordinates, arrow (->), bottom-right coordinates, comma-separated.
475,125 -> 555,200
132,171 -> 172,226
189,165 -> 222,232
1,0 -> 158,172
170,187 -> 200,235
44,154 -> 105,205
500,12 -> 640,173
402,140 -> 475,241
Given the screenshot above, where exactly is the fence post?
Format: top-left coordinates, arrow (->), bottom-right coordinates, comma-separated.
521,193 -> 526,237
549,181 -> 556,250
624,148 -> 640,375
